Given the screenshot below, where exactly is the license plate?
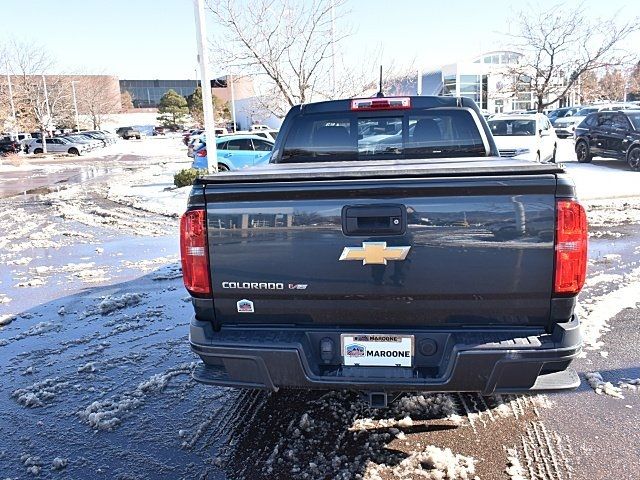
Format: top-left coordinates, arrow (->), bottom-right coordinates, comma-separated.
341,334 -> 413,367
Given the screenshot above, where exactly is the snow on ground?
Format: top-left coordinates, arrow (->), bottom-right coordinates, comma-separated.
78,363 -> 195,431
585,372 -> 625,399
504,447 -> 526,480
576,266 -> 640,352
363,445 -> 477,480
583,198 -> 640,227
585,273 -> 624,288
12,377 -> 70,407
562,162 -> 639,200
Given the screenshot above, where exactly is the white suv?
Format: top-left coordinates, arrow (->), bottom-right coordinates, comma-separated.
488,113 -> 558,162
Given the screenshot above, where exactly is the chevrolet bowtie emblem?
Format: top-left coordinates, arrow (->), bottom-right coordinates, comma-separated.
339,242 -> 411,265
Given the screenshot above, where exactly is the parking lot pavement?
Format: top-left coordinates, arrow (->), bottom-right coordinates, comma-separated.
0,139 -> 639,479
555,138 -> 640,200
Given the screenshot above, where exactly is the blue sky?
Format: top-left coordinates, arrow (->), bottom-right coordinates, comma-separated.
1,0 -> 638,79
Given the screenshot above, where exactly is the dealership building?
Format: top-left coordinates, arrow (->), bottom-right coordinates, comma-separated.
418,50 -> 580,113
118,76 -> 279,129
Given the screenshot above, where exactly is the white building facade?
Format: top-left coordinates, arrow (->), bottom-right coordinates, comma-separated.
418,51 -> 580,113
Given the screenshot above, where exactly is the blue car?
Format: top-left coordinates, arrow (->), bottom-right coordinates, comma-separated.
192,134 -> 274,171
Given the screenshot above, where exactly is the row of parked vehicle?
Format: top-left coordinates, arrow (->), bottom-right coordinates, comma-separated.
0,130 -> 118,156
179,102 -> 640,172
486,102 -> 640,170
546,102 -> 640,138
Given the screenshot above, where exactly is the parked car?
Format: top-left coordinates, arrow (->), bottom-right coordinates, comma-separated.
554,104 -> 636,138
183,129 -> 203,146
57,134 -> 101,151
488,114 -> 557,162
547,106 -> 581,127
191,134 -> 274,171
574,109 -> 640,170
27,137 -> 89,155
249,124 -> 270,131
187,134 -> 205,157
183,95 -> 586,403
251,129 -> 279,142
0,139 -> 21,156
82,130 -> 117,145
116,127 -> 141,139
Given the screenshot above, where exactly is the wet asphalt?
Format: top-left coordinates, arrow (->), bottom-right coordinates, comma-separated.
0,143 -> 638,479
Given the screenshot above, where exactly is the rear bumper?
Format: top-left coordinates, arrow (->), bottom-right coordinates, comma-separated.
554,127 -> 575,137
190,316 -> 582,394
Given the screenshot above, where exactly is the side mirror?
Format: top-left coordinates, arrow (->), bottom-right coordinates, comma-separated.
540,129 -> 550,137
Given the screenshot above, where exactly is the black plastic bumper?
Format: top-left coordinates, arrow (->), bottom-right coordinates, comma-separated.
189,316 -> 582,394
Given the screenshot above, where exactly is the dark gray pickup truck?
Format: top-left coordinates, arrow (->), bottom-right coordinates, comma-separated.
181,96 -> 587,406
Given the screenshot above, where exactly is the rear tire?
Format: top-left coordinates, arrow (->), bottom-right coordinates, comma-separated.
628,146 -> 640,171
33,148 -> 43,154
68,148 -> 79,156
135,135 -> 141,139
575,140 -> 592,163
217,163 -> 229,172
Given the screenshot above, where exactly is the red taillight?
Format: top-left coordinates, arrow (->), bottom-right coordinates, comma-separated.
350,97 -> 411,111
197,148 -> 207,157
180,209 -> 211,296
554,200 -> 588,295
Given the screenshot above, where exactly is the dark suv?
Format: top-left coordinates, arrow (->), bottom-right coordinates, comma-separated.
574,110 -> 640,171
116,127 -> 141,140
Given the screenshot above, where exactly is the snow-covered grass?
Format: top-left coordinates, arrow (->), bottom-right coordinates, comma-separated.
106,163 -> 192,218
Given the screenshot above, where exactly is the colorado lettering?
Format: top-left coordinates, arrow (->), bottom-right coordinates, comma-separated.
222,282 -> 284,290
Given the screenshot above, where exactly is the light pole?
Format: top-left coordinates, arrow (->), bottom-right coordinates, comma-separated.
42,75 -> 52,132
229,74 -> 236,132
41,75 -> 52,153
71,80 -> 80,132
330,0 -> 336,99
193,0 -> 217,173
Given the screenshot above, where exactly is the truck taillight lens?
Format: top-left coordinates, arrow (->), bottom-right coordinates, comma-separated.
180,209 -> 211,296
197,148 -> 207,157
554,200 -> 588,295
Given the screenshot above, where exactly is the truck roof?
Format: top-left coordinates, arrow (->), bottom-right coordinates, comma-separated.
298,95 -> 466,114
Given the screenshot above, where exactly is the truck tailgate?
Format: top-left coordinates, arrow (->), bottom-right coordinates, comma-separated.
203,163 -> 560,327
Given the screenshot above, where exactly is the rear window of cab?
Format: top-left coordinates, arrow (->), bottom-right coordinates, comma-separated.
280,109 -> 486,163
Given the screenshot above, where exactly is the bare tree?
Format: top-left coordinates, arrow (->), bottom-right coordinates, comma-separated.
75,75 -> 121,129
627,61 -> 640,99
598,68 -> 626,101
503,3 -> 639,111
578,70 -> 601,103
2,40 -> 73,152
120,91 -> 134,111
208,0 -> 352,117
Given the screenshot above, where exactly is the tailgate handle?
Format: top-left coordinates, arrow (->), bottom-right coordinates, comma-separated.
342,205 -> 406,236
